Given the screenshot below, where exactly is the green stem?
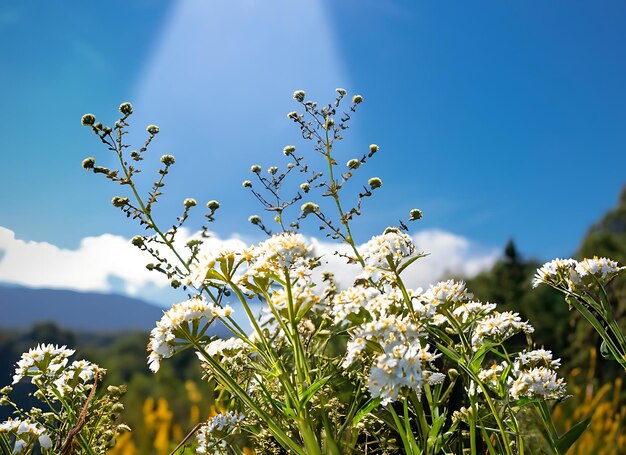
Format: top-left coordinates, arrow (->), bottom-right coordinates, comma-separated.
323,129 -> 365,266
189,336 -> 305,454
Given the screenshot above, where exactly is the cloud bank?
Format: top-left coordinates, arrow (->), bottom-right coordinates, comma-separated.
0,226 -> 499,305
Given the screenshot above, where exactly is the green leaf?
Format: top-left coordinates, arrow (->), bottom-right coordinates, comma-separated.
556,417 -> 591,454
351,398 -> 382,427
298,376 -> 331,412
397,253 -> 428,274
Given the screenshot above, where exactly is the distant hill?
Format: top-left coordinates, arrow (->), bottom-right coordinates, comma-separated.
0,285 -> 166,331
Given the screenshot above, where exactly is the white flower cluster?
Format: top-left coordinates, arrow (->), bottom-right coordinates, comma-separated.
331,286 -> 401,324
358,229 -> 416,282
476,349 -> 566,401
195,411 -> 245,454
471,311 -> 535,348
54,360 -> 104,397
12,344 -> 75,385
185,247 -> 240,288
148,296 -> 233,372
533,256 -> 623,290
240,232 -> 310,283
0,419 -> 52,454
367,343 -> 445,405
415,280 -> 473,319
509,349 -> 566,401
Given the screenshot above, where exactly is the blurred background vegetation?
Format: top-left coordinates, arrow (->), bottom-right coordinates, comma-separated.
1,186 -> 625,454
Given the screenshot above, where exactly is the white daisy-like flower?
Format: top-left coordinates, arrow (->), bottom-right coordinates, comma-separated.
509,367 -> 566,401
471,311 -> 534,348
195,411 -> 245,454
147,296 -> 231,372
12,344 -> 75,384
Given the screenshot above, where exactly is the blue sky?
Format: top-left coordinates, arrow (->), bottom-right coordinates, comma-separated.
1,1 -> 625,301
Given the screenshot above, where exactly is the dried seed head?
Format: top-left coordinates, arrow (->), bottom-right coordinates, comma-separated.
146,124 -> 160,135
250,164 -> 261,173
301,202 -> 320,215
268,166 -> 278,175
293,90 -> 306,102
369,144 -> 379,155
352,95 -> 364,104
206,200 -> 220,211
283,145 -> 296,156
160,154 -> 176,166
409,209 -> 423,221
112,196 -> 129,208
184,198 -> 197,209
82,157 -> 96,170
131,236 -> 144,247
368,177 -> 382,190
347,159 -> 360,169
119,102 -> 133,116
336,88 -> 347,96
300,182 -> 310,193
242,180 -> 252,188
249,215 -> 262,225
81,114 -> 96,126
287,111 -> 299,119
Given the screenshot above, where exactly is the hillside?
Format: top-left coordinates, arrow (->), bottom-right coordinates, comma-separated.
0,285 -> 166,331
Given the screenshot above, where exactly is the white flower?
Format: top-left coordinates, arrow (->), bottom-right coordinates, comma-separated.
472,311 -> 534,348
360,229 -> 415,269
0,419 -> 51,453
514,349 -> 560,371
510,367 -> 566,401
575,257 -> 623,281
240,232 -> 310,283
12,344 -> 75,384
367,344 -> 443,405
532,258 -> 577,288
147,296 -> 225,372
196,411 -> 245,453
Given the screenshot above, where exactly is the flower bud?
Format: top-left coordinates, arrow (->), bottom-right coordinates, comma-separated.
107,385 -> 122,396
242,180 -> 252,188
352,95 -> 364,104
146,263 -> 156,270
131,236 -> 144,247
300,182 -> 310,193
118,102 -> 133,115
206,200 -> 220,211
146,124 -> 160,135
0,386 -> 12,395
81,114 -> 96,126
268,166 -> 278,175
184,198 -> 197,209
409,209 -> 423,221
301,202 -> 320,215
94,122 -> 103,131
283,145 -> 296,156
160,154 -> 175,166
336,88 -> 347,96
293,90 -> 306,102
112,196 -> 129,208
369,144 -> 379,156
287,111 -> 299,119
171,279 -> 181,289
368,177 -> 382,190
82,157 -> 96,170
249,215 -> 262,225
250,164 -> 261,173
347,159 -> 360,169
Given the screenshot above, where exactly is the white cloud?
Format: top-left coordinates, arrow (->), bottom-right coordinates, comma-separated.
0,226 -> 498,305
311,229 -> 499,290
